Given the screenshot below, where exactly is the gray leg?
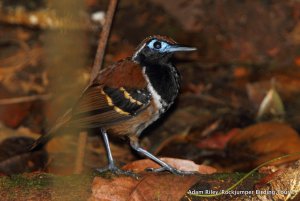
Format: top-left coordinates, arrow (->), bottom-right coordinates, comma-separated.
101,128 -> 115,168
97,129 -> 138,177
130,140 -> 196,175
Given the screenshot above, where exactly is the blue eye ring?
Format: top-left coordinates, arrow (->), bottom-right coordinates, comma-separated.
147,39 -> 169,52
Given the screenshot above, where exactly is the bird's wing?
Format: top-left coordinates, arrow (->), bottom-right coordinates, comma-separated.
69,60 -> 151,128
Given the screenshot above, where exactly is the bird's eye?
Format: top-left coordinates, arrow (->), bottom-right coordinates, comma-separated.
153,41 -> 161,49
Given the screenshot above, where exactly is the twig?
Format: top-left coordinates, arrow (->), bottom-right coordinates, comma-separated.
75,0 -> 119,174
0,94 -> 51,105
90,0 -> 118,82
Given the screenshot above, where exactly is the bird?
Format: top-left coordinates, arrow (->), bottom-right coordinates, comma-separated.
30,35 -> 197,175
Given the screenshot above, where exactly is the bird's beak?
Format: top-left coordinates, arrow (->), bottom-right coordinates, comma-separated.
167,44 -> 197,52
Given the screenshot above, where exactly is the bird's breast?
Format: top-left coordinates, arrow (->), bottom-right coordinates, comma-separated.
142,64 -> 180,113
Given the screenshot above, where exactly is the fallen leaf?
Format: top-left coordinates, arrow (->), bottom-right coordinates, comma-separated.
89,177 -> 138,201
295,56 -> 300,67
196,128 -> 240,150
255,169 -> 284,189
0,136 -> 48,175
255,160 -> 300,200
267,47 -> 279,57
247,74 -> 300,108
256,80 -> 285,121
89,173 -> 198,201
233,66 -> 249,78
227,122 -> 300,170
0,101 -> 32,128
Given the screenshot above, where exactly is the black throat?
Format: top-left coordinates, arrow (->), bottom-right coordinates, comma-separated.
138,57 -> 181,108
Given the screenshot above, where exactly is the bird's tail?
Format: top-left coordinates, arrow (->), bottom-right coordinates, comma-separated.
30,109 -> 72,152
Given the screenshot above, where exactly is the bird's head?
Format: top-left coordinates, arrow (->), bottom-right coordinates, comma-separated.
132,35 -> 196,64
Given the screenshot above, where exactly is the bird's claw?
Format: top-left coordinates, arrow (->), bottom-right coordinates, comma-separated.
146,166 -> 196,175
97,164 -> 139,178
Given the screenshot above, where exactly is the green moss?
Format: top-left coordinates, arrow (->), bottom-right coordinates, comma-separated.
0,173 -> 95,201
0,173 -> 52,189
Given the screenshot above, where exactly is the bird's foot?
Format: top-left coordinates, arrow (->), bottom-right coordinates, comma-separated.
97,164 -> 139,178
146,166 -> 197,175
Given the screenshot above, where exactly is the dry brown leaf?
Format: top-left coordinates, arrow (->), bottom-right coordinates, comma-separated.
0,136 -> 47,175
295,56 -> 300,67
0,101 -> 32,128
255,160 -> 300,200
247,74 -> 300,109
227,122 -> 300,169
89,173 -> 198,201
196,128 -> 239,150
233,66 -> 249,78
89,177 -> 138,201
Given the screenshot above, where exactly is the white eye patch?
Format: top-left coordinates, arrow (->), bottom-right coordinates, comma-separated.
147,39 -> 170,53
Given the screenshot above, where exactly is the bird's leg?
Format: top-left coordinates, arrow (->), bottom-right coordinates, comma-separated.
130,139 -> 196,175
101,128 -> 115,169
97,129 -> 137,177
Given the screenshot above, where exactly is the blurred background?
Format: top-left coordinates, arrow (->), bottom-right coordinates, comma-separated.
0,0 -> 300,176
